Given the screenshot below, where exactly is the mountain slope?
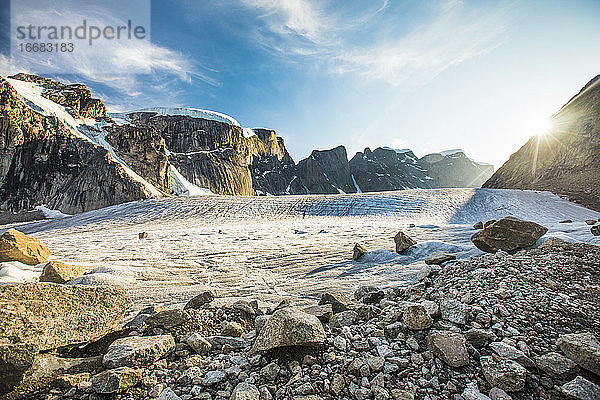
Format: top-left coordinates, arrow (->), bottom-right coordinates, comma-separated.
484,75 -> 600,211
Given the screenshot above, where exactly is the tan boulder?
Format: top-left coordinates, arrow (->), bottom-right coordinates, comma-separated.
39,261 -> 87,284
0,283 -> 131,351
0,229 -> 51,265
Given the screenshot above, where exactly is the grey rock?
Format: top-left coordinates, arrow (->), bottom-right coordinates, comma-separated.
440,299 -> 469,325
462,382 -> 491,400
103,335 -> 175,368
231,382 -> 260,400
488,387 -> 512,400
353,243 -> 368,260
560,376 -> 600,400
489,342 -> 535,368
465,328 -> 493,348
202,370 -> 225,385
184,333 -> 212,355
145,309 -> 190,330
330,310 -> 359,328
535,352 -> 578,377
556,332 -> 600,375
427,330 -> 469,367
425,251 -> 456,265
480,356 -> 527,392
251,307 -> 325,353
159,387 -> 182,400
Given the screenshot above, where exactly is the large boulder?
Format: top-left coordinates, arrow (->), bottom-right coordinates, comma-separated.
394,231 -> 416,253
39,261 -> 87,283
251,307 -> 325,353
103,335 -> 175,368
427,331 -> 469,367
0,283 -> 131,351
353,243 -> 368,260
556,332 -> 600,376
0,229 -> 51,265
471,216 -> 548,253
480,356 -> 527,392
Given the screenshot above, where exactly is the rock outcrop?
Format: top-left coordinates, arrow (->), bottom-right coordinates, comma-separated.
295,146 -> 357,194
484,75 -> 600,211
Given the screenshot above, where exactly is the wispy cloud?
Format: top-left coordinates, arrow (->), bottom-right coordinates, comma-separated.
2,1 -> 216,100
240,0 -> 508,86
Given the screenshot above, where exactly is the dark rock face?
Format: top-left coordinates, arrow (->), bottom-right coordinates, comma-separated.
0,76 -> 151,214
420,151 -> 494,188
296,145 -> 357,194
349,147 -> 431,192
484,75 -> 600,211
349,147 -> 494,192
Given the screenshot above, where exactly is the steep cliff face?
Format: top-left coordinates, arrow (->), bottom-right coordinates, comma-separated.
484,75 -> 600,211
0,76 -> 151,214
420,150 -> 494,188
349,147 -> 432,192
296,146 -> 357,194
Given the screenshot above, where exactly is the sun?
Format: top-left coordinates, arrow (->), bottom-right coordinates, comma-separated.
533,118 -> 553,136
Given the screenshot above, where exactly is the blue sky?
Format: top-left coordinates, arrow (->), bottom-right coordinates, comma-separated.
2,0 -> 600,167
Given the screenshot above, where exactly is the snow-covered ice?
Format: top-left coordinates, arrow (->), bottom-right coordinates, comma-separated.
1,188 -> 598,312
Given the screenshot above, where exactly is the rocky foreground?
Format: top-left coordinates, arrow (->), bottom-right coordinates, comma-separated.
1,227 -> 600,400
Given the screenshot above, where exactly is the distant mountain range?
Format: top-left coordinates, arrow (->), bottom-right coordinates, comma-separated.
0,73 -> 494,214
484,75 -> 600,211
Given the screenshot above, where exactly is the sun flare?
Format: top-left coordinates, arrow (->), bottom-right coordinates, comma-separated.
533,118 -> 553,136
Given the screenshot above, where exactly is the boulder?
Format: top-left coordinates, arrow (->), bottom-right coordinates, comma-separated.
0,229 -> 51,265
304,304 -> 333,323
39,261 -> 87,284
464,328 -> 493,349
145,309 -> 190,330
585,220 -> 596,225
440,299 -> 469,325
91,367 -> 141,394
103,335 -> 175,368
138,232 -> 149,239
473,222 -> 484,230
0,283 -> 130,351
425,251 -> 456,265
394,231 -> 416,253
183,291 -> 215,310
221,321 -> 244,337
231,382 -> 260,400
461,382 -> 491,400
184,333 -> 211,355
480,356 -> 527,392
427,331 -> 469,367
251,307 -> 325,353
591,225 -> 600,236
403,304 -> 432,330
353,243 -> 368,260
330,310 -> 359,328
560,376 -> 600,400
489,342 -> 535,368
556,332 -> 600,375
535,352 -> 578,377
471,216 -> 548,253
318,292 -> 352,314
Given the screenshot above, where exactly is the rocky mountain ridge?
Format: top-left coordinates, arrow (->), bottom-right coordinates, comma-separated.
484,75 -> 600,211
0,73 -> 494,215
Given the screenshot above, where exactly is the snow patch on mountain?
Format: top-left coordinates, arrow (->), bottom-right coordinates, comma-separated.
170,165 -> 214,196
133,107 -> 242,126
